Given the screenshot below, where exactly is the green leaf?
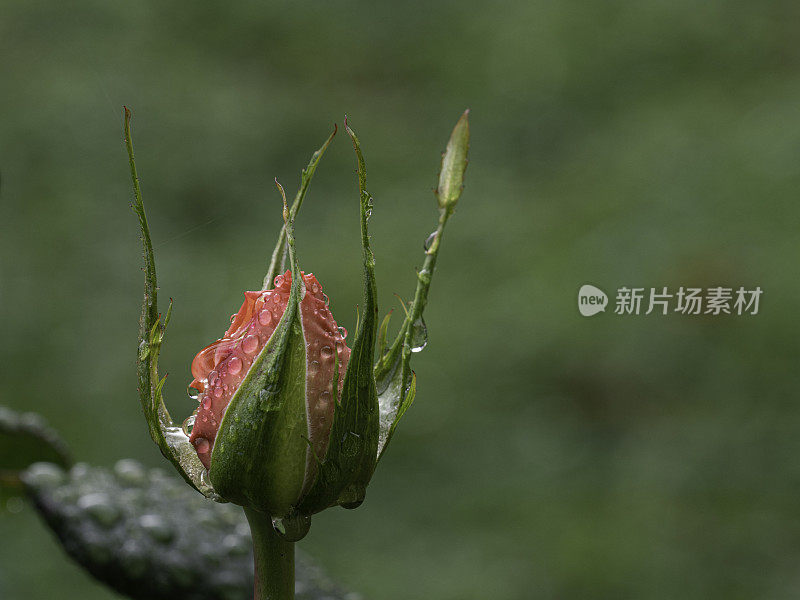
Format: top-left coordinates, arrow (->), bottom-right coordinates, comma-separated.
124,107 -> 217,500
299,118 -> 380,514
263,125 -> 337,290
22,461 -> 359,600
374,110 -> 470,460
0,406 -> 71,513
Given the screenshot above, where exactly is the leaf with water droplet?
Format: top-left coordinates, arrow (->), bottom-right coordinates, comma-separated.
373,110 -> 469,461
22,461 -> 358,600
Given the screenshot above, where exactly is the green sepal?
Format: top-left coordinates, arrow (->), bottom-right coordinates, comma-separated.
124,108 -> 219,500
264,125 -> 337,290
299,119 -> 380,515
209,181 -> 309,517
374,109 -> 470,460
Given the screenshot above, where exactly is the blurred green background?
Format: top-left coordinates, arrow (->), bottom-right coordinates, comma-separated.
2,1 -> 800,598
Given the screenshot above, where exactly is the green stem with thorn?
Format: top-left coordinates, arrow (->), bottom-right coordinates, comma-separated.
244,507 -> 295,600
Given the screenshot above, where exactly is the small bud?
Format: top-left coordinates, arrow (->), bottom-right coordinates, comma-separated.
436,109 -> 470,212
188,270 -> 352,519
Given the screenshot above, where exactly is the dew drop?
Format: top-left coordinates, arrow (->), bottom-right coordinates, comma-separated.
339,484 -> 366,510
271,511 -> 311,542
202,396 -> 212,410
213,386 -> 224,398
318,390 -> 331,409
424,231 -> 438,251
242,334 -> 259,354
338,326 -> 348,339
78,493 -> 120,528
194,437 -> 210,454
139,514 -> 174,544
323,293 -> 329,306
308,360 -> 320,377
228,356 -> 243,375
258,310 -> 272,326
181,415 -> 195,436
187,385 -> 200,401
208,370 -> 219,386
274,274 -> 285,288
410,316 -> 428,353
320,346 -> 333,360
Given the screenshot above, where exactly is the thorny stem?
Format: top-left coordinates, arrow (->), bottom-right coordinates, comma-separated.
245,507 -> 295,600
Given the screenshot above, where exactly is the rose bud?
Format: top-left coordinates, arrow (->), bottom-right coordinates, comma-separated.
124,109 -> 469,544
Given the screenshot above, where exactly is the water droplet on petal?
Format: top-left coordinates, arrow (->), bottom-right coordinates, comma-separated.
194,437 -> 210,454
202,396 -> 212,410
258,309 -> 272,326
338,326 -> 347,339
308,360 -> 320,376
187,385 -> 200,401
320,346 -> 333,360
323,293 -> 329,306
228,356 -> 242,375
318,390 -> 331,409
213,386 -> 223,398
274,274 -> 285,288
208,370 -> 219,386
242,334 -> 259,354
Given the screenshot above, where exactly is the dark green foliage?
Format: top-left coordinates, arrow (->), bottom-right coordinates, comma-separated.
0,406 -> 71,513
22,461 -> 360,600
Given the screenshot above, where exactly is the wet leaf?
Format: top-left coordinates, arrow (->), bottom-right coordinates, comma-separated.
0,406 -> 71,514
22,461 -> 360,600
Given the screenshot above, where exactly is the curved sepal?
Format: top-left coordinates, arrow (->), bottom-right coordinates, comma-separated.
300,119 -> 380,514
124,108 -> 218,500
264,125 -> 337,290
209,182 -> 310,517
374,109 -> 470,460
